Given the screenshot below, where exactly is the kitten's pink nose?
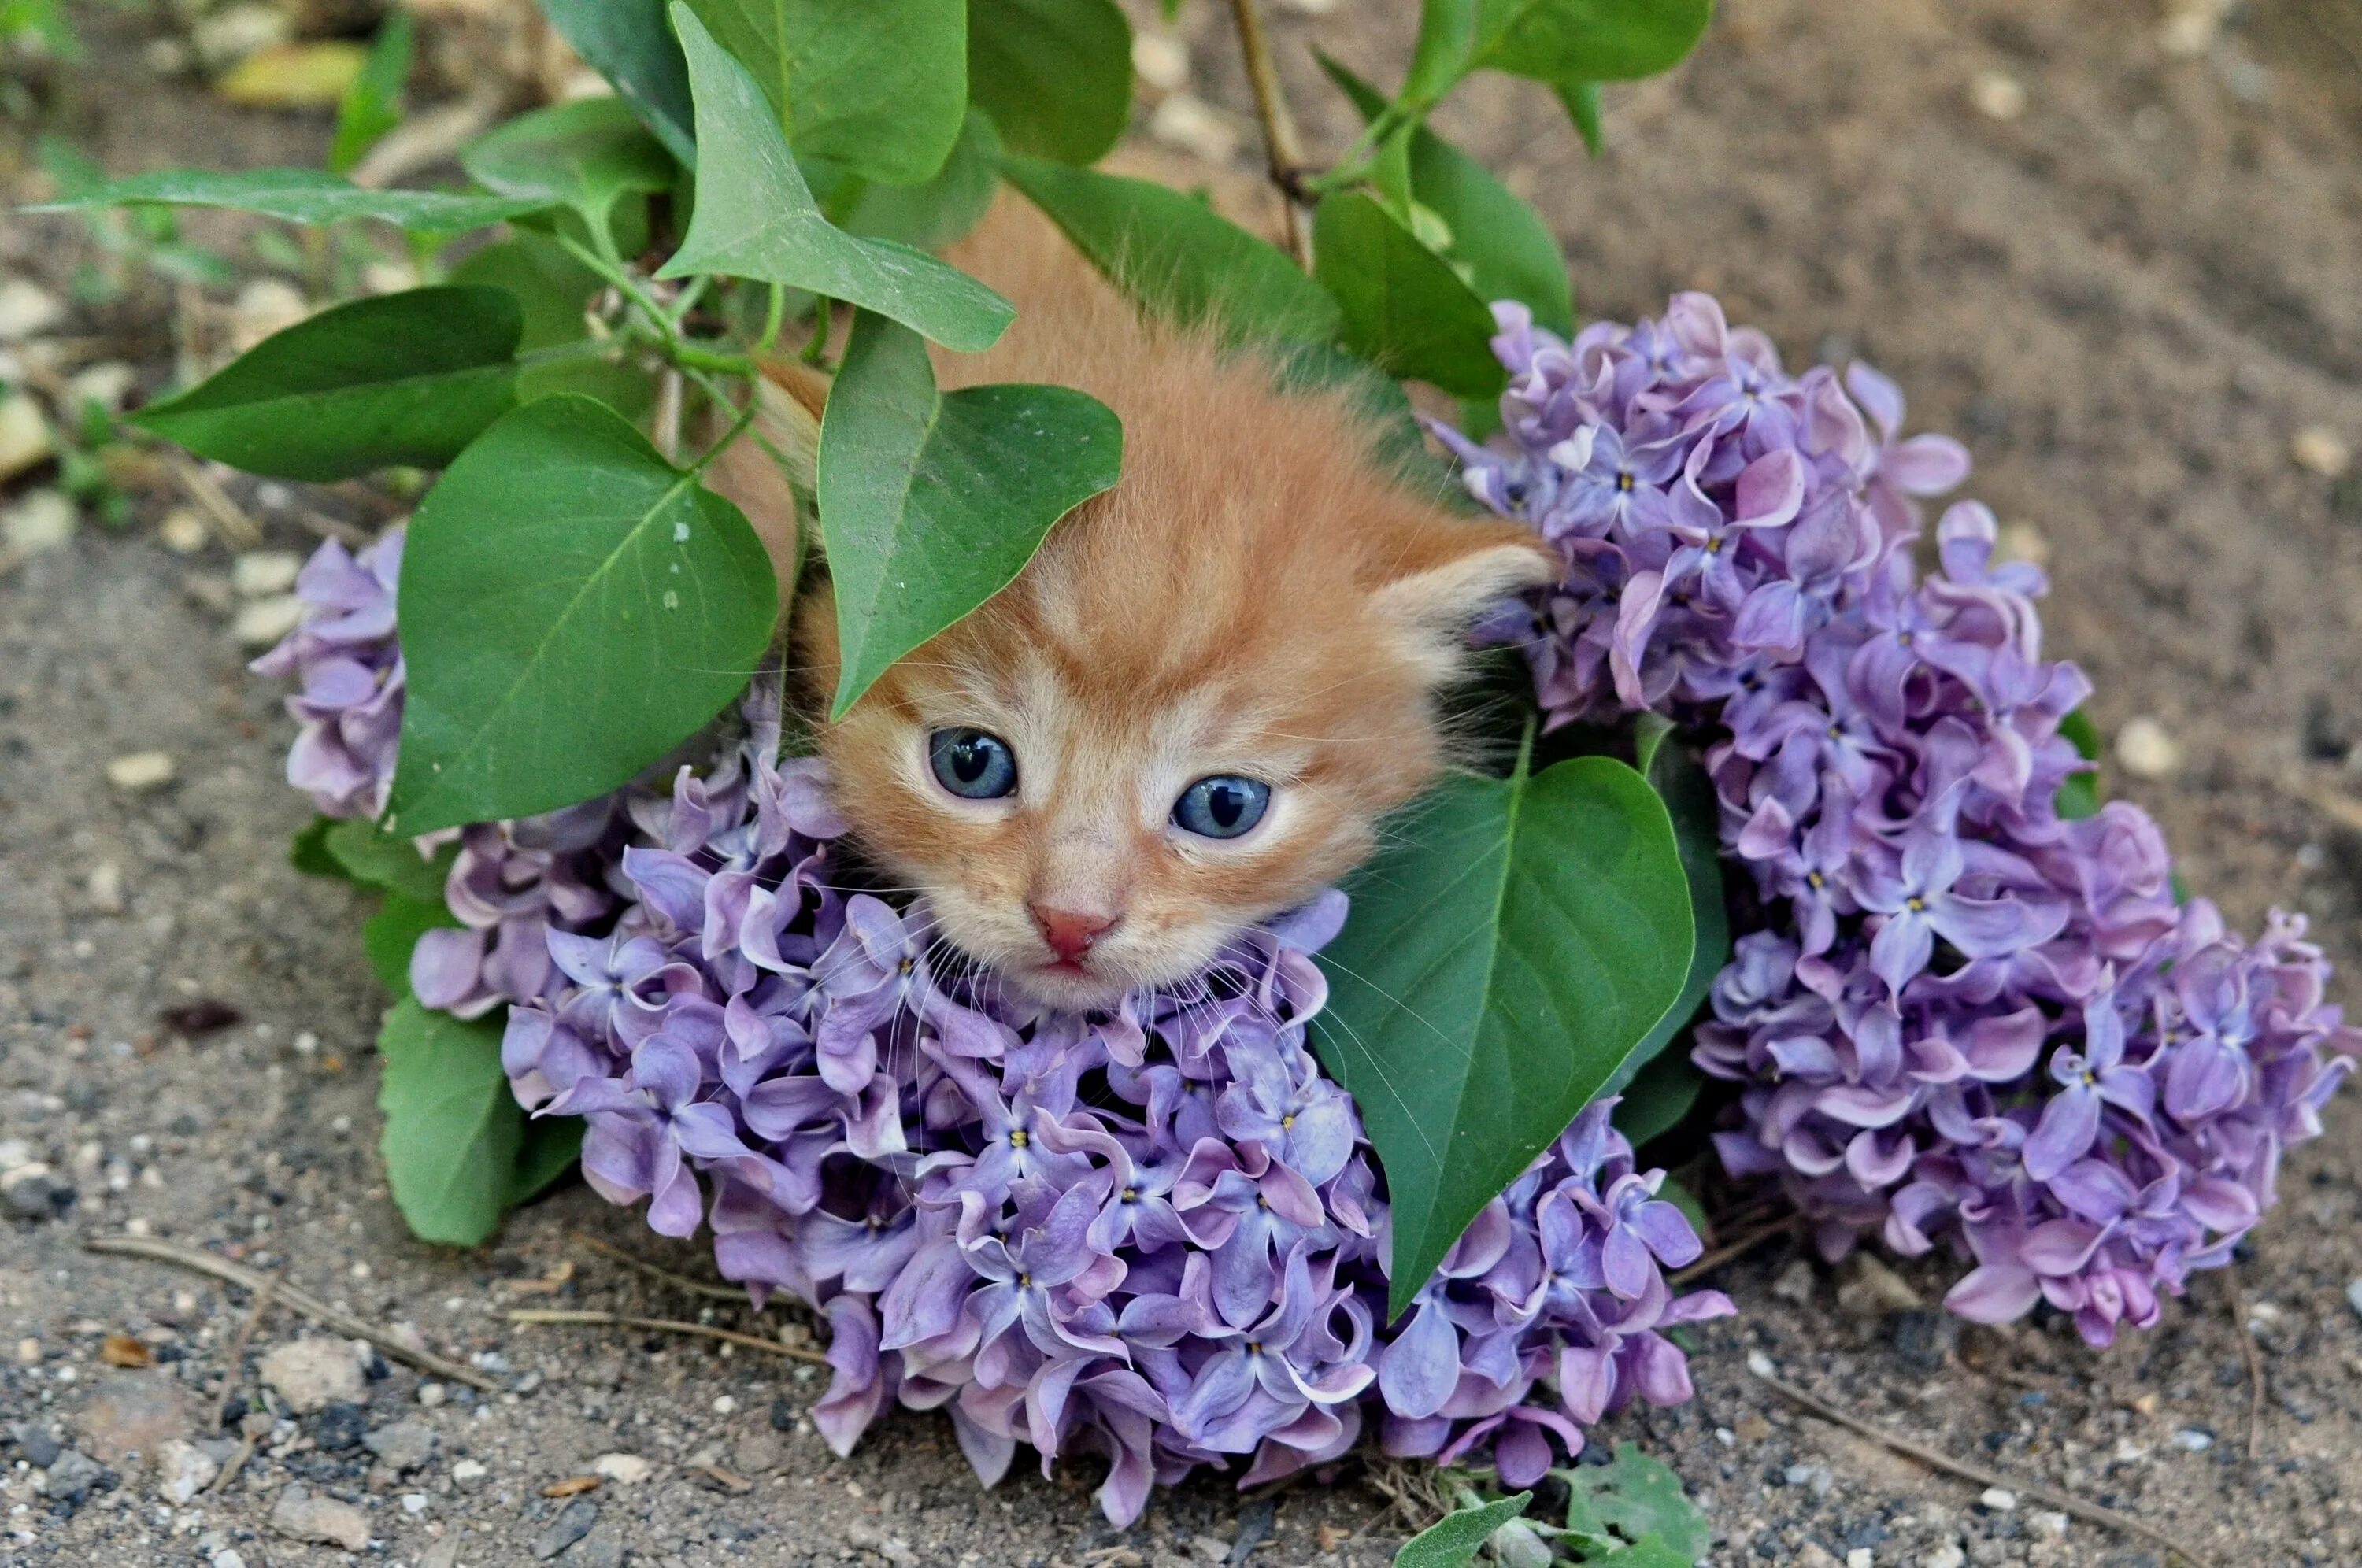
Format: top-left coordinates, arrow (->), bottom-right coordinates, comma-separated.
1030,904 -> 1117,965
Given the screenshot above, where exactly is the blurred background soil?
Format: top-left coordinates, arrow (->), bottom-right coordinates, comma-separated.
3,1 -> 2362,1564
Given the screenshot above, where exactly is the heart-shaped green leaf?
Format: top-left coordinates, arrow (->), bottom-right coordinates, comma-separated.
813,106 -> 1003,253
1394,1493 -> 1532,1568
329,12 -> 412,175
966,0 -> 1132,165
659,4 -> 1013,352
460,96 -> 676,231
1312,191 -> 1506,399
820,310 -> 1122,718
1475,0 -> 1715,84
361,892 -> 460,994
447,232 -> 654,418
540,0 -> 698,165
31,168 -> 550,231
387,394 -> 778,834
376,999 -> 525,1247
132,286 -> 520,480
320,816 -> 456,903
1320,54 -> 1572,335
1315,755 -> 1693,1320
1596,726 -> 1728,1099
1560,1444 -> 1712,1560
512,1116 -> 584,1203
683,0 -> 964,186
1001,155 -> 1339,346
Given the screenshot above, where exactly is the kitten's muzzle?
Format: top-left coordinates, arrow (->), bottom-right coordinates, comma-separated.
1029,903 -> 1118,966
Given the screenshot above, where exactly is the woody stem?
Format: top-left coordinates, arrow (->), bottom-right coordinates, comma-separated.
1226,0 -> 1315,271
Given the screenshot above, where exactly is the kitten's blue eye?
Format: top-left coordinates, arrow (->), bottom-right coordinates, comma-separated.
1172,775 -> 1270,839
928,729 -> 1018,800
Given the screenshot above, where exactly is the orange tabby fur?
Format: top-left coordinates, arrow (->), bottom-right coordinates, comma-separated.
716,199 -> 1554,1008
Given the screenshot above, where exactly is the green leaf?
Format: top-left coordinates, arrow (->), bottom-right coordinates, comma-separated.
321,816 -> 457,903
1394,1492 -> 1531,1568
1558,1444 -> 1711,1560
31,168 -> 550,231
1610,1048 -> 1703,1148
1556,79 -> 1604,156
460,96 -> 676,232
1316,755 -> 1693,1320
361,892 -> 458,993
1588,1536 -> 1694,1567
1318,54 -> 1573,336
1403,0 -> 1477,108
447,231 -> 654,417
540,0 -> 698,165
513,1116 -> 584,1203
132,287 -> 520,481
288,815 -> 347,880
1472,0 -> 1714,85
1597,732 -> 1727,1098
966,0 -> 1132,165
329,12 -> 412,175
1002,156 -> 1339,346
659,5 -> 1013,353
376,999 -> 524,1247
387,394 -> 779,834
1312,192 -> 1505,399
683,0 -> 964,185
819,311 -> 1122,718
822,106 -> 1003,253
2056,706 -> 2102,820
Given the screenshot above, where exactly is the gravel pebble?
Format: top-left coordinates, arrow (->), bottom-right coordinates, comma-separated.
361,1417 -> 437,1472
102,750 -> 176,792
259,1337 -> 366,1413
154,1437 -> 220,1504
530,1498 -> 600,1560
20,1425 -> 63,1467
269,1485 -> 371,1551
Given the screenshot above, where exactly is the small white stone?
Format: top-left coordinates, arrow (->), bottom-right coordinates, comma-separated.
1978,1487 -> 2016,1512
1968,71 -> 2027,121
1149,93 -> 1240,165
191,2 -> 287,69
2030,1511 -> 2070,1540
87,862 -> 125,915
592,1452 -> 652,1485
2115,716 -> 2182,779
1131,32 -> 1189,91
258,1337 -> 367,1413
0,278 -> 65,343
211,1551 -> 247,1568
450,1458 -> 487,1485
711,1394 -> 737,1415
157,508 -> 210,554
106,751 -> 178,792
231,549 -> 303,597
401,1492 -> 429,1514
418,1381 -> 448,1408
362,261 -> 420,296
228,278 -> 309,350
1746,1349 -> 1777,1378
2160,0 -> 2232,56
2293,426 -> 2353,479
231,594 -> 305,649
2170,1426 -> 2215,1452
2,489 -> 74,553
0,393 -> 54,482
1918,1545 -> 1966,1568
67,362 -> 137,414
1847,1551 -> 1875,1568
154,1439 -> 220,1506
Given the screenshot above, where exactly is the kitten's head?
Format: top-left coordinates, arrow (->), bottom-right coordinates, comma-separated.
797,361 -> 1554,1008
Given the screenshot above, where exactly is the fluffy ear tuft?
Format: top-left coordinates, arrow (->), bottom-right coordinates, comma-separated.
1367,518 -> 1559,635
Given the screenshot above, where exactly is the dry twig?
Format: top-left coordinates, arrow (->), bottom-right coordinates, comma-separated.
1748,1362 -> 2219,1568
82,1234 -> 498,1391
1668,1215 -> 1804,1286
504,1307 -> 830,1366
350,85 -> 511,190
165,453 -> 261,549
207,1268 -> 282,1434
2222,1268 -> 2268,1459
568,1230 -> 750,1302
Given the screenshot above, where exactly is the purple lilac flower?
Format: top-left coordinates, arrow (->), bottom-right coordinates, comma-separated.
249,530 -> 405,819
1453,294 -> 2359,1345
261,537 -> 1734,1525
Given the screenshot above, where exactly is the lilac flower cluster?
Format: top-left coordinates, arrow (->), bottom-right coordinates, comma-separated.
255,537 -> 1734,1522
1448,294 -> 2358,1344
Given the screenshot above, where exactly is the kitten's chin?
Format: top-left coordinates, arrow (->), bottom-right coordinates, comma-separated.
1001,960 -> 1135,1011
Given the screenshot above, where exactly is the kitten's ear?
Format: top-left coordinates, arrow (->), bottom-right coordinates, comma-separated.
1368,516 -> 1558,651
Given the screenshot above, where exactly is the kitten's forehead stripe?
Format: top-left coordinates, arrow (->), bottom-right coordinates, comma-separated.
783,195 -> 1553,1007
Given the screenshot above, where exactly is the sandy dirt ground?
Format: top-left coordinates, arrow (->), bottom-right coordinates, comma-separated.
5,1 -> 2362,1564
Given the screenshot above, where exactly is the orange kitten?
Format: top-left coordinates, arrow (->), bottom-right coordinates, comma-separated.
713,202 -> 1554,1008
